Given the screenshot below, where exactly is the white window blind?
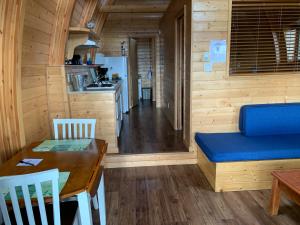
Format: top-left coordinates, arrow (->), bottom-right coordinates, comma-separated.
230,0 -> 300,75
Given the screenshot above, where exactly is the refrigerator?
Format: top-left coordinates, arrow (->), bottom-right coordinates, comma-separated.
96,56 -> 129,113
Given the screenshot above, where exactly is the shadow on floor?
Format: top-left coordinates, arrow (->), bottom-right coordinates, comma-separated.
118,100 -> 188,154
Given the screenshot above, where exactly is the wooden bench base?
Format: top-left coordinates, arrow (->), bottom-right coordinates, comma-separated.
196,146 -> 300,192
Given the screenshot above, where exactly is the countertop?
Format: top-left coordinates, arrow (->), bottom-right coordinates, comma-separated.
68,82 -> 121,94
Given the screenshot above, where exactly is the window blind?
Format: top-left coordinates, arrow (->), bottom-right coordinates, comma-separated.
230,0 -> 300,75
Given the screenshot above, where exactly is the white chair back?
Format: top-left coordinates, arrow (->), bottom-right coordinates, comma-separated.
0,169 -> 61,225
53,119 -> 96,140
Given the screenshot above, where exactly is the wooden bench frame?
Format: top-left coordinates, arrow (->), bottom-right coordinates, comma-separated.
197,145 -> 300,192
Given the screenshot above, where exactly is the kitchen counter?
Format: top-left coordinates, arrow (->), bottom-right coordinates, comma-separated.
47,65 -> 121,154
68,82 -> 121,94
67,82 -> 122,154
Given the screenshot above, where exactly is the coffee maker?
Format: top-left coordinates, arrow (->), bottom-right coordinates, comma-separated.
97,67 -> 108,82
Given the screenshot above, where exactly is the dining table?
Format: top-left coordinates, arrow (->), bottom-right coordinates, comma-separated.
0,138 -> 107,225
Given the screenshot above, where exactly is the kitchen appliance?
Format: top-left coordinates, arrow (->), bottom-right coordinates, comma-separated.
71,55 -> 81,65
71,74 -> 88,91
102,56 -> 129,113
97,67 -> 109,82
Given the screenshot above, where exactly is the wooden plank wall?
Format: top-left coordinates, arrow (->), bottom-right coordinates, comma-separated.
100,15 -> 160,56
21,0 -> 58,145
191,0 -> 300,151
160,0 -> 192,146
47,66 -> 71,136
0,0 -> 26,163
137,38 -> 153,88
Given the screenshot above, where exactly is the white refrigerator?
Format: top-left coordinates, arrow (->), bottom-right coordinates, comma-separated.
97,56 -> 129,113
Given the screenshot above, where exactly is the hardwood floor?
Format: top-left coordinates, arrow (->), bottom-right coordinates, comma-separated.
118,100 -> 188,154
92,165 -> 300,225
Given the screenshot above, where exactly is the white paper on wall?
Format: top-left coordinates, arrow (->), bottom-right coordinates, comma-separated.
209,40 -> 227,63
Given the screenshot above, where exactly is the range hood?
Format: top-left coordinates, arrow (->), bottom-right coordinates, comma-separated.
76,39 -> 100,49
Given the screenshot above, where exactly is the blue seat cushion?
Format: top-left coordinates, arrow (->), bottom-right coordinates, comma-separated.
239,103 -> 300,136
195,132 -> 300,162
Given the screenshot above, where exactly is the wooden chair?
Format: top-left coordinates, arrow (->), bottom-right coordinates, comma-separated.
52,118 -> 103,221
0,169 -> 79,225
88,164 -> 106,225
53,119 -> 96,139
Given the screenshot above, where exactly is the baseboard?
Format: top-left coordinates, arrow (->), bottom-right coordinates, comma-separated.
104,152 -> 197,168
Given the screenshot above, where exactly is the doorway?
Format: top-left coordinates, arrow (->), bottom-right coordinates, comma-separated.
119,35 -> 188,154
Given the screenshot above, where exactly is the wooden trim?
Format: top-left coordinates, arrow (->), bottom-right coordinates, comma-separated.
174,8 -> 186,131
99,5 -> 168,13
226,0 -> 233,78
104,152 -> 197,168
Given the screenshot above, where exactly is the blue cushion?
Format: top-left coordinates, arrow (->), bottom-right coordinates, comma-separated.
195,132 -> 300,162
239,103 -> 300,136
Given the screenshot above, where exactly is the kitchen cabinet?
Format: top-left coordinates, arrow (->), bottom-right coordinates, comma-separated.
68,84 -> 122,153
47,65 -> 123,154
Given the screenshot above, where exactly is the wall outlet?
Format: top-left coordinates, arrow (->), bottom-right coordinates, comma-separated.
167,102 -> 170,109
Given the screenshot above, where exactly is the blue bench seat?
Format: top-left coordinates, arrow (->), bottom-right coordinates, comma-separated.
195,132 -> 300,163
195,103 -> 300,163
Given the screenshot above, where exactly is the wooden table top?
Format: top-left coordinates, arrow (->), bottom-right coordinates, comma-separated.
272,170 -> 300,194
0,139 -> 107,199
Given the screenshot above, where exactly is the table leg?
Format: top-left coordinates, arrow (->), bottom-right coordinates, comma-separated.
98,172 -> 106,225
77,191 -> 93,225
269,178 -> 281,216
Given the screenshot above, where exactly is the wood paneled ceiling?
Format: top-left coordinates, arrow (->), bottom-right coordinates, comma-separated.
69,0 -> 171,37
105,0 -> 172,24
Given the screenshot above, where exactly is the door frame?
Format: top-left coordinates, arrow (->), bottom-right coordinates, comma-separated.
174,6 -> 186,131
128,34 -> 159,106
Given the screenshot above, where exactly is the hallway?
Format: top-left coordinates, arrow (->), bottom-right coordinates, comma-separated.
118,100 -> 188,154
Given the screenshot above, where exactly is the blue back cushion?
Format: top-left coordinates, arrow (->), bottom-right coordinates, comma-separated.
239,103 -> 300,136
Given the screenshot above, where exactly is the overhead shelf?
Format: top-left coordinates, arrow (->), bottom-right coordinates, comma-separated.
69,27 -> 100,40
69,27 -> 90,34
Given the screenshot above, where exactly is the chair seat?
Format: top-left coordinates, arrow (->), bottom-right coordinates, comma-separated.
9,201 -> 78,225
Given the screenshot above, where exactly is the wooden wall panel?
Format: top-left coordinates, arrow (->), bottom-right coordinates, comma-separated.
0,0 -> 26,163
137,38 -> 153,88
100,15 -> 160,56
21,0 -> 58,145
69,92 -> 118,153
160,0 -> 192,146
47,66 -> 71,136
191,0 -> 300,151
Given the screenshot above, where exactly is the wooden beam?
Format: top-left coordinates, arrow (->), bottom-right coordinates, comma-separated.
49,0 -> 76,65
92,0 -> 115,36
79,0 -> 98,27
99,5 -> 168,13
